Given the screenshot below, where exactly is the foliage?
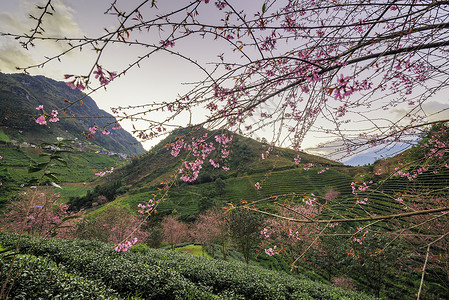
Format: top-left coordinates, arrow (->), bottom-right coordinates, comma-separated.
0,254 -> 119,299
0,233 -> 375,300
0,190 -> 81,239
191,208 -> 230,259
76,205 -> 148,245
229,209 -> 264,265
68,180 -> 126,211
161,215 -> 189,249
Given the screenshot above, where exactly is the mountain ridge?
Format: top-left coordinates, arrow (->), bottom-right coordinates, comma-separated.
0,72 -> 145,156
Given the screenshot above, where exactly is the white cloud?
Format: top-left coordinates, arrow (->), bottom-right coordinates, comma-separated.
0,40 -> 36,72
392,100 -> 449,123
0,0 -> 85,74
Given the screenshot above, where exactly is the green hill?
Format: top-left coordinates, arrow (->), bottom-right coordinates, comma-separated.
84,127 -> 346,219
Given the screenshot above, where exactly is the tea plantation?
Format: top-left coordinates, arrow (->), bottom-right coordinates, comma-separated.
0,233 -> 375,300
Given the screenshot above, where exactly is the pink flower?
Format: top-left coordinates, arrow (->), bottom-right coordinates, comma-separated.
48,110 -> 59,123
36,105 -> 44,111
115,238 -> 138,252
254,182 -> 261,190
66,81 -> 76,89
89,127 -> 97,134
264,246 -> 279,256
160,40 -> 175,48
209,159 -> 220,168
102,129 -> 110,135
35,115 -> 47,125
215,1 -> 227,10
294,155 -> 301,164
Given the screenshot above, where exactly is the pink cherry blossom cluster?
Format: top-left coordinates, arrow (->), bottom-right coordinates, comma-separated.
351,181 -> 370,195
393,164 -> 429,181
95,167 -> 114,177
303,163 -> 315,171
160,40 -> 175,48
168,138 -> 185,157
165,132 -> 233,182
215,1 -> 227,10
374,169 -> 383,175
260,227 -> 270,238
302,193 -> 317,206
35,105 -> 59,125
356,198 -> 368,205
138,200 -> 154,214
261,144 -> 274,160
93,66 -> 117,86
115,237 -> 138,252
294,154 -> 301,164
209,159 -> 220,168
333,74 -> 371,101
260,36 -> 277,52
264,245 -> 279,256
317,168 -> 328,174
254,182 -> 261,190
64,74 -> 86,91
179,159 -> 204,182
86,124 -> 119,139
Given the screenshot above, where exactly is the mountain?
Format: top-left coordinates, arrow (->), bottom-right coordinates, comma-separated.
0,72 -> 145,156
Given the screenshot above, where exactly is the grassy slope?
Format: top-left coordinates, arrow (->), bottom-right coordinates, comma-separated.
0,143 -> 125,205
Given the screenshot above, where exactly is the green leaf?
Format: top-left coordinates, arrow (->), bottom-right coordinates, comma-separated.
262,3 -> 266,13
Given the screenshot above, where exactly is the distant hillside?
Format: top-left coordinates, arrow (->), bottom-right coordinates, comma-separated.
0,72 -> 145,156
113,127 -> 341,187
88,127 -> 348,220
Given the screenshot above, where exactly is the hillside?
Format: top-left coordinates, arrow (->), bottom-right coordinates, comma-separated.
94,127 -> 347,219
1,124 -> 448,299
0,72 -> 145,156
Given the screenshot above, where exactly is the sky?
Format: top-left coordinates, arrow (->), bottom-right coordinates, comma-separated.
1,0 -> 448,164
0,0 -> 211,149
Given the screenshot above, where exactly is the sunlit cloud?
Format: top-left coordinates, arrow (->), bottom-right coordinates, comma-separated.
0,40 -> 36,72
0,0 -> 85,74
392,100 -> 449,123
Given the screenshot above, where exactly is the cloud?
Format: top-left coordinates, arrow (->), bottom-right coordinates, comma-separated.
392,100 -> 449,123
0,0 -> 85,73
0,40 -> 36,72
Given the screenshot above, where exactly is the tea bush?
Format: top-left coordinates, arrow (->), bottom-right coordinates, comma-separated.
0,233 -> 375,300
